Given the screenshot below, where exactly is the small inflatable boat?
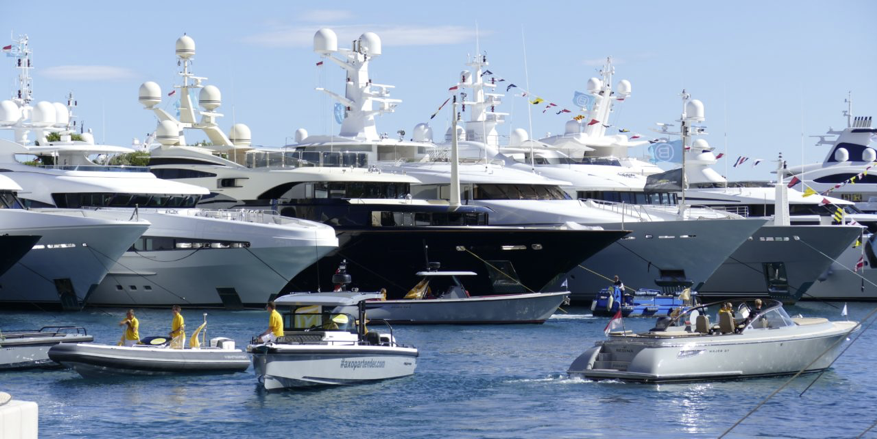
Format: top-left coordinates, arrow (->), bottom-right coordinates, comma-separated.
0,326 -> 93,369
48,314 -> 249,378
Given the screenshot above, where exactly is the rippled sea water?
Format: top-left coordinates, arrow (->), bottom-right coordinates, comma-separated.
2,301 -> 876,438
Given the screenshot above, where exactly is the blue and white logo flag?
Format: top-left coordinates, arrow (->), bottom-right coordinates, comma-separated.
333,103 -> 345,124
647,139 -> 684,164
573,91 -> 595,111
561,278 -> 568,289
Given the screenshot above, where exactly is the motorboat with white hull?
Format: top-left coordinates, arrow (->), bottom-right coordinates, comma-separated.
249,292 -> 418,389
568,299 -> 857,382
0,326 -> 92,369
0,176 -> 149,309
0,234 -> 40,277
363,269 -> 568,324
48,315 -> 250,377
139,34 -> 628,301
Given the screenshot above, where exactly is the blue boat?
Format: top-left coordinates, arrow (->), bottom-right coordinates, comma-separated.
590,287 -> 696,317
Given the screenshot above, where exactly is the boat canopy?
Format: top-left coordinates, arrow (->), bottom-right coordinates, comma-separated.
275,292 -> 383,307
415,271 -> 477,277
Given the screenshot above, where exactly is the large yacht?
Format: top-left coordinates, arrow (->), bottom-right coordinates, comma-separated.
0,35 -> 338,308
139,34 -> 628,299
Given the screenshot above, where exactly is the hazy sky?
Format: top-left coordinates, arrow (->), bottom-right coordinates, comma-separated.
1,1 -> 874,179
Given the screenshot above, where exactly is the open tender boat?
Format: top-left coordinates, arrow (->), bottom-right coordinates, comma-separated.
48,315 -> 249,378
569,299 -> 857,382
248,292 -> 418,390
365,270 -> 568,324
590,287 -> 696,318
0,326 -> 93,369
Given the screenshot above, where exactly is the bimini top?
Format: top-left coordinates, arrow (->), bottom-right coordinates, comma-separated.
275,292 -> 383,307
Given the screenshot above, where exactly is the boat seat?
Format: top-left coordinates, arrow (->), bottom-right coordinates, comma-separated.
695,315 -> 710,334
718,312 -> 735,334
275,333 -> 324,344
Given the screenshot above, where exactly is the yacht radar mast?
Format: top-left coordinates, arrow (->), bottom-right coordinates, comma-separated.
313,28 -> 400,142
449,52 -> 508,147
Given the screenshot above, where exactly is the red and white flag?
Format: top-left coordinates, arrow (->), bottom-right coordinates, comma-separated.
448,85 -> 459,91
167,90 -> 176,97
588,119 -> 600,126
856,255 -> 865,272
604,310 -> 623,335
316,61 -> 324,66
787,176 -> 801,188
1,45 -> 11,52
715,152 -> 724,159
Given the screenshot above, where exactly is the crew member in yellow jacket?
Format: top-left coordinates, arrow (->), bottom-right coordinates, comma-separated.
258,301 -> 284,343
119,309 -> 140,346
169,305 -> 186,349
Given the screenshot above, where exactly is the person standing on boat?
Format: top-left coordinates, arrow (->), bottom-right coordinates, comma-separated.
169,305 -> 185,349
259,301 -> 284,343
613,275 -> 624,293
119,309 -> 140,347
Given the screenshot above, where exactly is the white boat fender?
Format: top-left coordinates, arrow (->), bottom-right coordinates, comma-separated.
606,295 -> 614,312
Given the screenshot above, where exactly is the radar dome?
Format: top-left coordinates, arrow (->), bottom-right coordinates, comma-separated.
685,99 -> 705,122
294,128 -> 308,143
314,29 -> 338,54
586,77 -> 602,93
0,100 -> 21,126
156,120 -> 180,146
229,123 -> 251,146
52,102 -> 69,128
424,126 -> 434,143
863,148 -> 877,163
31,101 -> 57,127
564,119 -> 581,135
834,147 -> 849,162
412,123 -> 430,142
445,125 -> 465,142
692,138 -> 710,151
139,82 -> 162,108
617,79 -> 632,96
199,85 -> 221,111
510,128 -> 529,146
80,132 -> 95,145
359,32 -> 382,56
176,35 -> 195,59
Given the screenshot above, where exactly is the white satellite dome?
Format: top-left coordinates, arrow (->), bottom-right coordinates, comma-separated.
359,32 -> 382,56
617,79 -> 632,96
0,100 -> 21,126
412,123 -> 430,142
52,102 -> 69,128
685,99 -> 705,122
139,82 -> 162,108
424,126 -> 434,143
228,123 -> 251,146
294,128 -> 308,143
199,85 -> 221,111
176,35 -> 195,59
314,28 -> 338,54
834,147 -> 849,162
510,128 -> 529,146
445,125 -> 464,142
564,119 -> 581,135
31,101 -> 57,127
692,138 -> 710,151
586,77 -> 602,93
863,147 -> 876,163
80,132 -> 95,145
156,120 -> 180,146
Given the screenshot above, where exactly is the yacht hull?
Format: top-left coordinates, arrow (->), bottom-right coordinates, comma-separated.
569,321 -> 856,382
699,225 -> 861,303
560,219 -> 765,302
805,238 -> 877,301
0,235 -> 40,277
48,343 -> 251,377
364,291 -> 568,324
251,346 -> 418,389
284,228 -> 628,300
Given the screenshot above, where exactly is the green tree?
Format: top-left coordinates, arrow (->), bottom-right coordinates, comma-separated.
108,151 -> 151,166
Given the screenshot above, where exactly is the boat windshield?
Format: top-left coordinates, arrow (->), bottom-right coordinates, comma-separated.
283,310 -> 357,332
662,299 -> 791,334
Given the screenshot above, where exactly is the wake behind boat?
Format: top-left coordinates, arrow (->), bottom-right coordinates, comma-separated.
568,299 -> 856,382
249,292 -> 418,390
365,268 -> 569,324
48,315 -> 249,378
0,326 -> 93,369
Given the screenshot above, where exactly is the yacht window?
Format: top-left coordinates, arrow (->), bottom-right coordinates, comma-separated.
109,194 -> 133,207
314,182 -> 329,199
151,168 -> 217,179
0,192 -> 23,209
763,262 -> 789,293
485,260 -> 525,294
301,152 -> 321,166
146,195 -> 170,207
322,152 -> 341,167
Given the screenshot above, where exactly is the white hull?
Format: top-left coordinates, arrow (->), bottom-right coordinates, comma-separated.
569,320 -> 856,382
252,346 -> 418,389
0,210 -> 148,306
364,291 -> 568,324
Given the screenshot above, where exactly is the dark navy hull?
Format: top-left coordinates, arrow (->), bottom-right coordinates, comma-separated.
0,235 -> 40,277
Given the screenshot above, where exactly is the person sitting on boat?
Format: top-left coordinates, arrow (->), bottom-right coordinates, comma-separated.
119,309 -> 140,347
741,299 -> 766,329
322,314 -> 349,331
169,305 -> 185,349
258,301 -> 284,343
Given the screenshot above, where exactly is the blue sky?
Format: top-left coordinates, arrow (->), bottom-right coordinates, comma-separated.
1,1 -> 874,179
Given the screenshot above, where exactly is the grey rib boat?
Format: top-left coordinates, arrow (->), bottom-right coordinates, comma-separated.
0,326 -> 93,369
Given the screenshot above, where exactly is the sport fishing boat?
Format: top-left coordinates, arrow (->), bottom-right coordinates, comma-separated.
140,34 -> 629,300
362,264 -> 569,324
47,314 -> 250,377
248,292 -> 418,389
0,326 -> 93,369
568,299 -> 857,382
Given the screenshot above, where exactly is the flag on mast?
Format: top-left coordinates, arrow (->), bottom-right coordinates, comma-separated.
842,303 -> 848,318
604,310 -> 623,336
